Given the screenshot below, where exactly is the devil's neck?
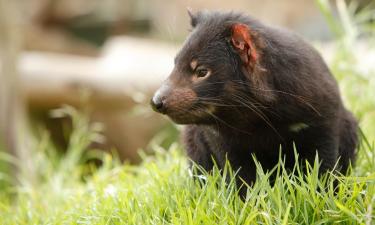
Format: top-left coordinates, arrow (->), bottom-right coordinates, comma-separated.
203,114 -> 278,138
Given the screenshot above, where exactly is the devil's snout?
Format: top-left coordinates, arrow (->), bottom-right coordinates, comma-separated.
150,93 -> 165,113
151,83 -> 171,114
150,96 -> 162,111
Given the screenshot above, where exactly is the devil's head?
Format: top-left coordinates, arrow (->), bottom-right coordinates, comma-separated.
151,11 -> 275,125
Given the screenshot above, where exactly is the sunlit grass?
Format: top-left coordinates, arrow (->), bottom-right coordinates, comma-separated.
0,117 -> 374,224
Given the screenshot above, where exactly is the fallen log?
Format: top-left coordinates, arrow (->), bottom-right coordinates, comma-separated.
20,36 -> 178,162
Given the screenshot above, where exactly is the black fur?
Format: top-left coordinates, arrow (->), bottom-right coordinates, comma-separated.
152,11 -> 358,190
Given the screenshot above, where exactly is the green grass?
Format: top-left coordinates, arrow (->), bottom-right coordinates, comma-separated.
0,0 -> 374,224
0,112 -> 374,224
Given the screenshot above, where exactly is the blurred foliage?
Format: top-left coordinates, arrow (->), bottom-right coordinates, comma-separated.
319,0 -> 375,137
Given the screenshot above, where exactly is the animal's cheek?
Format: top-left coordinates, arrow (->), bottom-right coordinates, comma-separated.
224,81 -> 238,93
164,88 -> 198,113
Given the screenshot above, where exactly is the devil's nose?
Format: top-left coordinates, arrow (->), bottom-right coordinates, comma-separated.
150,95 -> 165,113
151,81 -> 171,113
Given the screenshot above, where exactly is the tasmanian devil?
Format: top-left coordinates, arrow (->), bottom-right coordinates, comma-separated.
150,10 -> 358,190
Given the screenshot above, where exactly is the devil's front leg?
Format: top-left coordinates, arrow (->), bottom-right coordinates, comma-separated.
182,125 -> 215,172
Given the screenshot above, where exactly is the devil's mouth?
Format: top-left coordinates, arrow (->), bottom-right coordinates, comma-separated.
165,110 -> 200,124
164,104 -> 216,124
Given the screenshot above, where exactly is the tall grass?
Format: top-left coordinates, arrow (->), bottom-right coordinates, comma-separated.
0,116 -> 374,224
0,0 -> 374,224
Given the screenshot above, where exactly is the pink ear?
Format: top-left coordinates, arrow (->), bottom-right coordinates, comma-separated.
231,24 -> 258,68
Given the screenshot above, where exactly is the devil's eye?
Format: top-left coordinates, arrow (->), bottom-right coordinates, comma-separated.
196,68 -> 210,78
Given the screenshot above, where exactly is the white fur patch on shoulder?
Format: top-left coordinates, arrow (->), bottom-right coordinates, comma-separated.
206,105 -> 216,114
289,123 -> 309,132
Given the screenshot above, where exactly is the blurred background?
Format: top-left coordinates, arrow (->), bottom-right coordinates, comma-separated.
0,0 -> 374,170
